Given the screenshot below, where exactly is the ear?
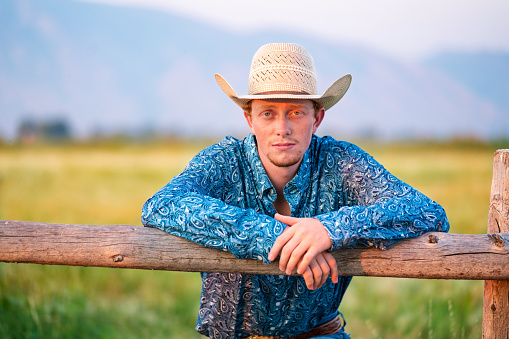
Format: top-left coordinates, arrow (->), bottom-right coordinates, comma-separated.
244,111 -> 256,135
312,108 -> 325,134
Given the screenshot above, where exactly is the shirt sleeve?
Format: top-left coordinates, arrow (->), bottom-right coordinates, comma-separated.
314,143 -> 450,251
141,143 -> 284,264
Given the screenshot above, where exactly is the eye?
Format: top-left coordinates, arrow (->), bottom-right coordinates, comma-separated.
263,111 -> 272,117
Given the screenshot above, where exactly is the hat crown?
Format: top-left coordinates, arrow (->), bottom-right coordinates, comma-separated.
248,43 -> 317,96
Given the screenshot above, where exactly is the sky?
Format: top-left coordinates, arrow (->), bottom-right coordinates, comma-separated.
2,0 -> 508,141
83,0 -> 509,61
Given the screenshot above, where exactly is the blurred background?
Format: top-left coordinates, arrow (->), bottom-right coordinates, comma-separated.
1,0 -> 508,338
1,0 -> 508,142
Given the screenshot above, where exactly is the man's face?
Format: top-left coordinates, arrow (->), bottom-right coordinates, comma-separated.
245,99 -> 324,170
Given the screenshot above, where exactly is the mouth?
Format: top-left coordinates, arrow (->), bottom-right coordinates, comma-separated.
272,142 -> 296,150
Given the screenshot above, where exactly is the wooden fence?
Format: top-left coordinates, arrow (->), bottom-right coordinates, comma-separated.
1,149 -> 508,338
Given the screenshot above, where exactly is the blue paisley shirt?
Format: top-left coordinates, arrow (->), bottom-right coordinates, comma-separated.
141,134 -> 449,338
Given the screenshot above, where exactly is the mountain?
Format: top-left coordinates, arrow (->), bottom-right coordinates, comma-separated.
1,0 -> 508,141
424,51 -> 509,111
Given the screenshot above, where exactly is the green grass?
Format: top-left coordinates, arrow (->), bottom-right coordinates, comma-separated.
0,138 -> 505,338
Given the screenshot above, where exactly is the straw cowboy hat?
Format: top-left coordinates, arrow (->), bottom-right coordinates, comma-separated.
215,43 -> 352,111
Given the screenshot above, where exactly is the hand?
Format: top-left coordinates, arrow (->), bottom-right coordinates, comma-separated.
268,213 -> 337,283
301,251 -> 338,290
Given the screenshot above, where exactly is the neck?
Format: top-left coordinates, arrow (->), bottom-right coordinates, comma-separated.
259,156 -> 301,216
262,158 -> 300,193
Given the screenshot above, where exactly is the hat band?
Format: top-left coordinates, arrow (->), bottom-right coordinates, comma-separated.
250,82 -> 315,96
255,90 -> 310,95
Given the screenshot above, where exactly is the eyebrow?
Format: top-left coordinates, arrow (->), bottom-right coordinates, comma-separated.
257,103 -> 308,110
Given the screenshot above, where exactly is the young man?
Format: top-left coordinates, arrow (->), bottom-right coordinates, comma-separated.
142,43 -> 449,338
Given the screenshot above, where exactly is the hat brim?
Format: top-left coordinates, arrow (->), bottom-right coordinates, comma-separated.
215,73 -> 352,111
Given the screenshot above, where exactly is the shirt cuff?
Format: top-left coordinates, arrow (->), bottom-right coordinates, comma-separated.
314,214 -> 350,252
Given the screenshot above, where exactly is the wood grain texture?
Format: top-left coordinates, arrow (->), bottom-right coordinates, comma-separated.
1,220 -> 508,280
483,149 -> 509,339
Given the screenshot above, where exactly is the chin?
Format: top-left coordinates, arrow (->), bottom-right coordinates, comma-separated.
269,156 -> 302,168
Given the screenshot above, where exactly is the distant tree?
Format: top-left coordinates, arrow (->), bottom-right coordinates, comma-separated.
41,119 -> 71,141
17,117 -> 72,144
18,119 -> 38,144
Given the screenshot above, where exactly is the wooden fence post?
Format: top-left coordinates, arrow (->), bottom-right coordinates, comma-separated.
483,149 -> 509,339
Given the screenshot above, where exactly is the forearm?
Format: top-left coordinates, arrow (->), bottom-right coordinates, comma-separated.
315,193 -> 449,251
142,190 -> 285,263
316,142 -> 450,251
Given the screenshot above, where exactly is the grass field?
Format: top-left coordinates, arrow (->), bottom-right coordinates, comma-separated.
0,137 -> 505,338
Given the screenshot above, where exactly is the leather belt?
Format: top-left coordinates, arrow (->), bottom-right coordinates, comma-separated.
242,315 -> 343,339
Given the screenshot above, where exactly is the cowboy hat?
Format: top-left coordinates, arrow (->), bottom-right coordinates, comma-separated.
215,43 -> 352,111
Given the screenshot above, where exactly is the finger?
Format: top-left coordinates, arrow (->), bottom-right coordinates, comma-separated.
285,242 -> 310,275
302,257 -> 320,290
315,254 -> 330,289
274,213 -> 299,226
309,259 -> 323,290
279,237 -> 302,273
301,266 -> 314,290
296,247 -> 319,275
268,227 -> 293,262
323,252 -> 339,284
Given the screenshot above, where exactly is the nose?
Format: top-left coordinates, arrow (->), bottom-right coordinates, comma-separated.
275,115 -> 291,136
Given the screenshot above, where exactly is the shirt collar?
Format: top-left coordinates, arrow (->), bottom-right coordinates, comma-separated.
287,136 -> 313,194
243,134 -> 274,195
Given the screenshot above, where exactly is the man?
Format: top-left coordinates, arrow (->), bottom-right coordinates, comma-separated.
142,43 -> 449,338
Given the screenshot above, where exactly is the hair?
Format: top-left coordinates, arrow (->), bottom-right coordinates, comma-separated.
244,100 -> 323,117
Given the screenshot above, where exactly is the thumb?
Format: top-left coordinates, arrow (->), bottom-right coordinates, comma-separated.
274,213 -> 299,226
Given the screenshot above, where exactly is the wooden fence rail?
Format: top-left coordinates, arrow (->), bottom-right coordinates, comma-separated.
0,220 -> 508,280
1,149 -> 508,338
